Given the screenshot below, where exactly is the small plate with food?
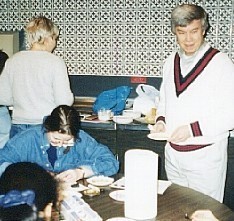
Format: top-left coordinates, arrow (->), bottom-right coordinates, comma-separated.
86,175 -> 114,187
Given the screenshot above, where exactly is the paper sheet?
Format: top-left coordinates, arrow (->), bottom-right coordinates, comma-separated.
110,177 -> 172,195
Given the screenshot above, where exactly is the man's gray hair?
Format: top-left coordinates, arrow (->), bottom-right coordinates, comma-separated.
171,4 -> 209,34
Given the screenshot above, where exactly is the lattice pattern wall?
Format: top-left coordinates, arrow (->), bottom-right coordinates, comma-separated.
0,0 -> 233,76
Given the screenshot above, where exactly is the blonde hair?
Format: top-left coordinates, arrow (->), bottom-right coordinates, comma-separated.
26,16 -> 59,47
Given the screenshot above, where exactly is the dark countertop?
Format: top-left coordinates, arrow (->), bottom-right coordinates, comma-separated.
80,119 -> 150,131
74,96 -> 151,131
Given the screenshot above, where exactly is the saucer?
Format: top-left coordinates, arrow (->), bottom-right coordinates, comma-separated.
86,175 -> 114,187
147,132 -> 169,141
109,190 -> 125,202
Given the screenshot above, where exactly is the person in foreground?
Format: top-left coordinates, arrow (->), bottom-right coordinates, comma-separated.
0,50 -> 11,148
0,105 -> 119,183
151,4 -> 234,202
0,162 -> 59,221
0,16 -> 74,138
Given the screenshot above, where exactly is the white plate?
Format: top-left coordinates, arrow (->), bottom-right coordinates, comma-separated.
133,117 -> 147,124
106,218 -> 134,221
122,110 -> 141,119
112,116 -> 133,124
86,175 -> 114,187
109,190 -> 125,202
147,132 -> 169,141
110,177 -> 125,189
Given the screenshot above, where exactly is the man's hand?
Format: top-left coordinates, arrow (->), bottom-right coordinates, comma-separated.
149,121 -> 166,133
168,125 -> 191,143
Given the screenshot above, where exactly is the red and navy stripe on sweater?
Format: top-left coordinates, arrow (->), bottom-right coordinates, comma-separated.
155,48 -> 219,151
174,47 -> 219,97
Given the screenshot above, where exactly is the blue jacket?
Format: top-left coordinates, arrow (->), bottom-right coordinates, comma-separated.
0,126 -> 119,177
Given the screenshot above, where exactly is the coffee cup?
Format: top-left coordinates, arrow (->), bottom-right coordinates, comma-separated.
98,109 -> 112,121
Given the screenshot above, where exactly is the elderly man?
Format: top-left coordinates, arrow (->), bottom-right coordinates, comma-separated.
152,4 -> 234,202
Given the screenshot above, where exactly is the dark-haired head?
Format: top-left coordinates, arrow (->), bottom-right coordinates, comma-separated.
0,162 -> 59,221
0,203 -> 38,221
0,190 -> 37,221
44,105 -> 81,140
0,50 -> 9,74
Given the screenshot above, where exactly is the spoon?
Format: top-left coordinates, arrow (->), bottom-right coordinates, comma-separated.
185,213 -> 191,220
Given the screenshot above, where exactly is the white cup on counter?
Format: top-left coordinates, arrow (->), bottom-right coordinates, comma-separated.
98,109 -> 113,121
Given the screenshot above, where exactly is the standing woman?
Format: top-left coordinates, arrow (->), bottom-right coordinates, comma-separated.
0,50 -> 11,148
0,16 -> 74,138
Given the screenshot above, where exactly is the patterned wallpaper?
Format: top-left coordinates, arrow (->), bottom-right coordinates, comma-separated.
0,0 -> 233,76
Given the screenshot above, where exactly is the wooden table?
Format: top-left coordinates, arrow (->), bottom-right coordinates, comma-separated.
83,183 -> 234,221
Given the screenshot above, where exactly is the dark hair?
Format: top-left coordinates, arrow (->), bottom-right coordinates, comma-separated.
0,162 -> 58,221
0,204 -> 37,221
0,50 -> 9,74
171,4 -> 209,34
44,105 -> 80,139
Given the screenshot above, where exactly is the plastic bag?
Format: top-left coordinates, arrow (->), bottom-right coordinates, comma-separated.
93,86 -> 132,115
133,84 -> 159,115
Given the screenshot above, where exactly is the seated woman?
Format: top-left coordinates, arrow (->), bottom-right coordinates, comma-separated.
0,162 -> 59,221
0,105 -> 119,183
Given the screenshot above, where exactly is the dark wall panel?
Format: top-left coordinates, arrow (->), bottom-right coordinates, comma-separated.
69,75 -> 162,98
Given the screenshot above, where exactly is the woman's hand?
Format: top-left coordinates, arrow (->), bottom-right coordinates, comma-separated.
190,210 -> 219,221
56,168 -> 84,183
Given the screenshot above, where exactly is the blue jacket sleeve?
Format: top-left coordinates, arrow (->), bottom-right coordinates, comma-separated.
75,130 -> 119,176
